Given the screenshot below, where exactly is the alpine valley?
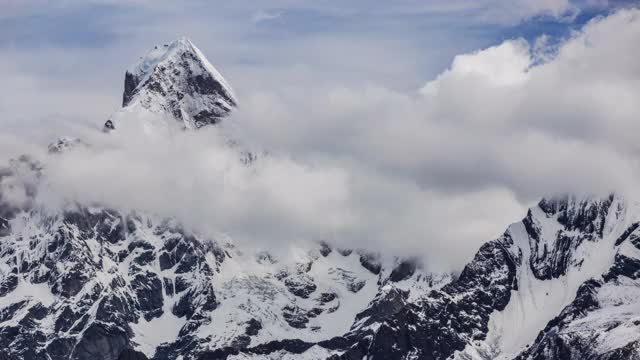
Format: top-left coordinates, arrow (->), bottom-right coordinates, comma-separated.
1,38 -> 640,360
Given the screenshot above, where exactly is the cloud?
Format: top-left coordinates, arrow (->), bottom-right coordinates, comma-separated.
32,119 -> 525,272
421,39 -> 532,92
2,5 -> 639,272
34,118 -> 355,253
223,8 -> 639,268
474,0 -> 578,24
252,10 -> 282,23
236,8 -> 640,195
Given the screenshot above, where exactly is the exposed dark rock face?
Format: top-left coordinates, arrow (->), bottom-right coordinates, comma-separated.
0,216 -> 9,237
0,273 -> 18,296
332,235 -> 518,360
539,194 -> 613,236
131,271 -> 164,320
515,212 -> 640,360
283,305 -> 310,329
118,349 -> 149,360
528,195 -> 616,280
71,323 -> 130,360
317,292 -> 337,304
47,137 -> 86,154
0,204 -> 226,360
255,251 -> 277,264
319,242 -> 332,257
173,282 -> 218,320
245,318 -> 262,336
359,252 -> 382,275
389,259 -> 417,282
284,275 -> 317,298
104,119 -> 115,131
122,71 -> 139,107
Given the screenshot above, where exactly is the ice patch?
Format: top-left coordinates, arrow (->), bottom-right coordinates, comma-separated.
0,279 -> 56,308
130,307 -> 187,357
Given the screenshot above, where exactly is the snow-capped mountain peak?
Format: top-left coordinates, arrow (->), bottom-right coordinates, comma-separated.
106,37 -> 237,131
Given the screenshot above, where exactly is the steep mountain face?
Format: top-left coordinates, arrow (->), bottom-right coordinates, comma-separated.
327,235 -> 518,360
105,37 -> 237,131
515,248 -> 640,359
453,195 -> 637,360
515,210 -> 640,359
0,198 -> 445,360
0,205 -> 219,360
3,39 -> 640,360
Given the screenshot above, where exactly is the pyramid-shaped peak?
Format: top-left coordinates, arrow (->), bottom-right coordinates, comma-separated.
128,37 -> 213,79
109,37 -> 237,130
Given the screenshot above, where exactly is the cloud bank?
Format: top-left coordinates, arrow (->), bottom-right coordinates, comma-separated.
3,7 -> 640,272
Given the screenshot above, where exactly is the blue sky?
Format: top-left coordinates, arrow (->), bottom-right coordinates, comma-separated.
0,1 -> 635,135
0,1 -> 630,89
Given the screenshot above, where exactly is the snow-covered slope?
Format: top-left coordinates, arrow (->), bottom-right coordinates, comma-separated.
515,206 -> 640,359
454,195 -> 636,360
324,194 -> 640,360
3,39 -> 640,360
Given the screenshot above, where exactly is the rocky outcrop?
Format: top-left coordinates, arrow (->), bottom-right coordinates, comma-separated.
516,232 -> 640,360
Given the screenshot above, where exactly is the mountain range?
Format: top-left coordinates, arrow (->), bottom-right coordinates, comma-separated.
1,38 -> 639,360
